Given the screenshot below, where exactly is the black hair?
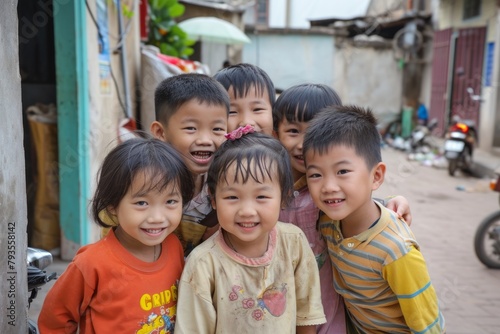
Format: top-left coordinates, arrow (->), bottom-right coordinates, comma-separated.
207,132 -> 293,207
154,73 -> 230,125
303,105 -> 382,169
213,63 -> 275,105
273,83 -> 342,131
91,137 -> 194,228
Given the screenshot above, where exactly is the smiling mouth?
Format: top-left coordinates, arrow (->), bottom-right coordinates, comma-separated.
237,222 -> 258,228
191,151 -> 213,162
294,155 -> 304,161
143,228 -> 165,234
325,199 -> 344,204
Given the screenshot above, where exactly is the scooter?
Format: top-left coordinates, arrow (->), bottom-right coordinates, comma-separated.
27,247 -> 57,334
474,173 -> 500,269
444,118 -> 477,176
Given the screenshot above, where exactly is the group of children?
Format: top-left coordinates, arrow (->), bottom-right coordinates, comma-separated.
38,63 -> 445,333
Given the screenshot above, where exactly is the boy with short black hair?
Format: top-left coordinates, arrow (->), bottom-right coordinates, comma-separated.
213,63 -> 275,135
303,105 -> 445,333
150,73 -> 230,255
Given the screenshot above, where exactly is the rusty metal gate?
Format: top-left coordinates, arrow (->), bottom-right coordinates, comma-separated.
430,27 -> 486,135
429,28 -> 452,135
450,27 -> 486,129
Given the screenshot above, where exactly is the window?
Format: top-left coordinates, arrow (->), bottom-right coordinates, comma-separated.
255,0 -> 268,26
463,0 -> 481,20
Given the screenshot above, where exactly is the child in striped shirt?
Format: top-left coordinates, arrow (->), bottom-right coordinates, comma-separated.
304,105 -> 445,333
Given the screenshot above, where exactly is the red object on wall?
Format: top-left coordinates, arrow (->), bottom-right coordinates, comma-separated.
139,0 -> 149,41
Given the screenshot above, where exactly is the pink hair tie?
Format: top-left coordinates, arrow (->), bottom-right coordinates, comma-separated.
224,124 -> 255,140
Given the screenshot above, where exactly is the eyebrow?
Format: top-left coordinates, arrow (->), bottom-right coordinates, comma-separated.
306,159 -> 351,170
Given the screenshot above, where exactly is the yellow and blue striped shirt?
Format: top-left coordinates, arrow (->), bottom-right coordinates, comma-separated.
320,201 -> 445,333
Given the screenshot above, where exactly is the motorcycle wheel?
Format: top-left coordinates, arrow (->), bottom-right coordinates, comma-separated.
474,210 -> 500,269
448,158 -> 458,176
461,146 -> 472,172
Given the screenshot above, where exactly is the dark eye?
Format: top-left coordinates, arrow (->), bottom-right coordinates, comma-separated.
183,127 -> 196,131
166,199 -> 178,205
135,201 -> 148,206
308,173 -> 321,179
229,110 -> 237,115
338,169 -> 349,175
286,128 -> 299,134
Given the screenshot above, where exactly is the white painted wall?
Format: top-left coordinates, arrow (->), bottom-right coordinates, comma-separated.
242,33 -> 335,90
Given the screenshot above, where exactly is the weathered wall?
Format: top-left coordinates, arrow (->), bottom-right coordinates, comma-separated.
0,1 -> 28,333
85,1 -> 142,243
333,41 -> 403,118
243,32 -> 335,91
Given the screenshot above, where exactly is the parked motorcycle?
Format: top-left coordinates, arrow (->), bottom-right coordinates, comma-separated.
474,173 -> 500,269
444,118 -> 477,176
27,247 -> 57,334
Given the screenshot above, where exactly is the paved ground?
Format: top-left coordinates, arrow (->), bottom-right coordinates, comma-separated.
29,140 -> 500,332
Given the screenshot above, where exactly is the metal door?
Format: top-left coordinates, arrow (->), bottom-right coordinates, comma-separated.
450,27 -> 486,129
429,28 -> 452,135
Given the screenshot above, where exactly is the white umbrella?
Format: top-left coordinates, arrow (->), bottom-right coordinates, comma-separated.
178,17 -> 251,45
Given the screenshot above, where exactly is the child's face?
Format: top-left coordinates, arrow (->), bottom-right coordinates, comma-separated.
305,144 -> 385,223
151,100 -> 227,175
110,171 -> 183,249
227,85 -> 273,135
212,161 -> 281,255
276,119 -> 310,181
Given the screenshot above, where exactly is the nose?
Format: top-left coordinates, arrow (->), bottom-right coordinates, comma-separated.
238,111 -> 257,129
321,175 -> 340,194
237,201 -> 257,218
297,134 -> 304,150
195,129 -> 214,146
147,206 -> 167,224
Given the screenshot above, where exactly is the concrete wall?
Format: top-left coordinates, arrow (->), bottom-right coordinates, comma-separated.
85,1 -> 142,243
0,1 -> 28,333
242,32 -> 335,90
333,42 -> 403,117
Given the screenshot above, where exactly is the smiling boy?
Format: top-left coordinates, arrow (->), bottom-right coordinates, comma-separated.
303,105 -> 445,333
150,73 -> 230,254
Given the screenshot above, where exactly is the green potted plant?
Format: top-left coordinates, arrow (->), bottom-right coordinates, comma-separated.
147,0 -> 194,58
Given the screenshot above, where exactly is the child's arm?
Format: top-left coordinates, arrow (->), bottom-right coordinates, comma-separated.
294,231 -> 327,329
175,258 -> 216,334
38,263 -> 90,333
383,246 -> 445,333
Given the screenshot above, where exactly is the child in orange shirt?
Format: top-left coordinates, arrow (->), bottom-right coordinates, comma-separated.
38,138 -> 194,333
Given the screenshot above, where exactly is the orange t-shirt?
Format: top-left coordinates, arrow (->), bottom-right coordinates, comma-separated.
38,229 -> 184,333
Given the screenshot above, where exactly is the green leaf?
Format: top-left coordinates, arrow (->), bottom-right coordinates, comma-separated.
168,4 -> 185,17
156,0 -> 169,7
122,4 -> 134,19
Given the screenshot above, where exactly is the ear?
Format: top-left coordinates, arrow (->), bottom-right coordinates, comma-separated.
371,162 -> 386,191
150,121 -> 167,141
107,206 -> 116,215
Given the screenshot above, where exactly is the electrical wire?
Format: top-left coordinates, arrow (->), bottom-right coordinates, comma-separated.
85,0 -> 129,117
